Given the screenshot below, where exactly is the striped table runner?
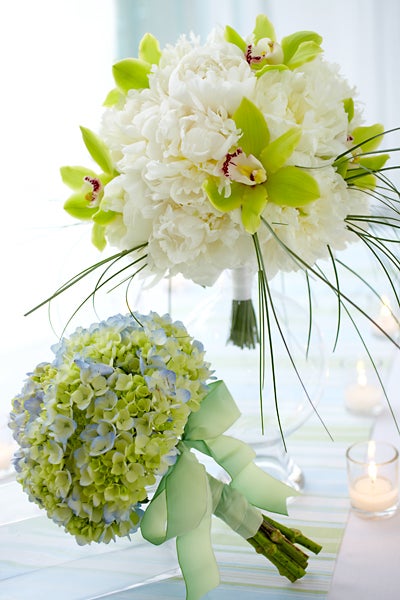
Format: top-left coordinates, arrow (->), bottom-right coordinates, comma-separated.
1,268 -> 396,599
0,389 -> 374,600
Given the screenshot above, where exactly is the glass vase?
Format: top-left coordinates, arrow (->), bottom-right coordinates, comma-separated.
135,270 -> 327,490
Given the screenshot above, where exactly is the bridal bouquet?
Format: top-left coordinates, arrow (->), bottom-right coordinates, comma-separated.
9,311 -> 321,600
58,13 -> 399,353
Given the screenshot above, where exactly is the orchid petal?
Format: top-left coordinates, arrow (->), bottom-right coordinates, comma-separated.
266,166 -> 320,207
92,208 -> 118,225
80,126 -> 114,175
281,31 -> 323,66
224,25 -> 247,52
255,63 -> 289,77
343,98 -> 354,123
351,124 -> 385,153
112,58 -> 151,92
203,179 -> 243,212
334,160 -> 349,178
233,97 -> 270,156
64,193 -> 97,220
241,185 -> 268,234
91,223 -> 107,251
345,154 -> 389,189
103,88 -> 122,108
223,150 -> 266,185
138,33 -> 162,65
285,40 -> 323,69
358,154 -> 390,171
260,127 -> 302,173
346,172 -> 377,189
253,14 -> 276,42
60,166 -> 97,191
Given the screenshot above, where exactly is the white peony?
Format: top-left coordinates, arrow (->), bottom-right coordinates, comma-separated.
64,16 -> 383,291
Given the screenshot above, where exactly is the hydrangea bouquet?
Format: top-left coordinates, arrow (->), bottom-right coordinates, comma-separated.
57,13 -> 399,360
9,312 -> 321,599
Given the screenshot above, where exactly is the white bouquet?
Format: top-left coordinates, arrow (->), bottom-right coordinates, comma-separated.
58,14 -> 398,352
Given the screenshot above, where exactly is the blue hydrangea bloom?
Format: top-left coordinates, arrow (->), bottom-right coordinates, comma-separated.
9,312 -> 212,545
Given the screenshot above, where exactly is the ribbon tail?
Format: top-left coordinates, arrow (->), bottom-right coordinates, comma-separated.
141,448 -> 210,543
230,460 -> 297,515
141,447 -> 222,599
176,515 -> 220,600
189,435 -> 298,515
140,488 -> 168,544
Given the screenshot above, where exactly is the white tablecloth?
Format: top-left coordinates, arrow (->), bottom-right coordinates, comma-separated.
328,352 -> 400,600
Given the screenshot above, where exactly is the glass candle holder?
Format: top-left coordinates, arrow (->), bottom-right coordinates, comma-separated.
346,440 -> 399,519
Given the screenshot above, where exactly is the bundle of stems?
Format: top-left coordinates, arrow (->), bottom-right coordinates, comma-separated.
247,514 -> 322,582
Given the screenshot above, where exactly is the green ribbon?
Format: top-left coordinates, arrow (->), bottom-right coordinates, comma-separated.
140,380 -> 298,600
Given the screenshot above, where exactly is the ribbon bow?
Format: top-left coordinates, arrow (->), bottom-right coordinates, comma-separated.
140,380 -> 296,600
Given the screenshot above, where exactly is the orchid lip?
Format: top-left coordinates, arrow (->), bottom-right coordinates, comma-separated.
222,148 -> 267,186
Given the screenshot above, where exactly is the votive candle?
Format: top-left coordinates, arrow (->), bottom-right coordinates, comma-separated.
373,296 -> 399,338
346,441 -> 399,518
345,360 -> 382,415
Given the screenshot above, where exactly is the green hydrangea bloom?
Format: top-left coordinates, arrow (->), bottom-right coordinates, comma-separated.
9,312 -> 212,545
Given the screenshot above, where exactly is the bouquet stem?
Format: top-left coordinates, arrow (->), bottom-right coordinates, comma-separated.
209,474 -> 322,583
227,268 -> 259,349
247,515 -> 322,582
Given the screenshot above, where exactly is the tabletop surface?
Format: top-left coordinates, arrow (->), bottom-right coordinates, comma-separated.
1,278 -> 399,600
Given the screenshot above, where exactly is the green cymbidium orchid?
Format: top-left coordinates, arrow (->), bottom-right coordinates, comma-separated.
62,126 -> 118,250
334,106 -> 390,189
104,33 -> 161,106
203,97 -> 320,234
64,33 -> 163,247
225,14 -> 323,76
